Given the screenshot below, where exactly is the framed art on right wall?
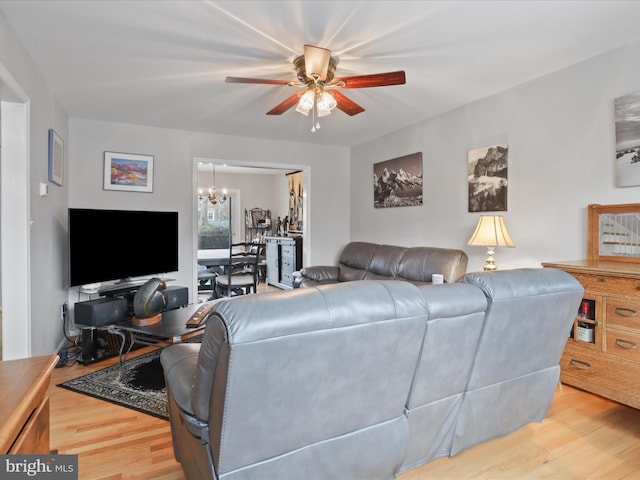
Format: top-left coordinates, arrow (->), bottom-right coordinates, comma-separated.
468,144 -> 508,212
615,90 -> 640,187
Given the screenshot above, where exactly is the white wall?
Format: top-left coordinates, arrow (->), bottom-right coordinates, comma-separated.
0,10 -> 69,358
350,41 -> 640,274
69,118 -> 350,307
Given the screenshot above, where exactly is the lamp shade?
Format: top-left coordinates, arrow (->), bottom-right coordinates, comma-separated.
467,215 -> 515,247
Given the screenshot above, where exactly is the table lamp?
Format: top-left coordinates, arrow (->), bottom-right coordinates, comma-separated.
467,215 -> 514,271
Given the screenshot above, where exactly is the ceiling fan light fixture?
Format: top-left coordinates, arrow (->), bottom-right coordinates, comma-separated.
316,91 -> 337,118
295,89 -> 315,116
303,45 -> 331,81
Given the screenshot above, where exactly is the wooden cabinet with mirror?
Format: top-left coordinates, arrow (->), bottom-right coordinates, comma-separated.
542,203 -> 640,410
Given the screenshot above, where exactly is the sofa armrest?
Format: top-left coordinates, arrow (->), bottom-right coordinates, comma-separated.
293,266 -> 340,288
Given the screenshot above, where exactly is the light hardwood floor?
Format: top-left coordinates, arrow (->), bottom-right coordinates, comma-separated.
48,352 -> 640,480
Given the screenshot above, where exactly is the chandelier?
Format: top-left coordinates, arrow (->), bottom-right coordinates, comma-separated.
199,163 -> 227,205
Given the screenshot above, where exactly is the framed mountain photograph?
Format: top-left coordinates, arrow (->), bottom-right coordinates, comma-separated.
468,144 -> 508,212
615,90 -> 640,187
373,152 -> 423,208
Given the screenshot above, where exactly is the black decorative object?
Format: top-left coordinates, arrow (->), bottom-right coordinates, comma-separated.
133,277 -> 166,324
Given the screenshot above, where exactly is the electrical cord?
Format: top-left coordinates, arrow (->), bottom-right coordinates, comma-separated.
56,303 -> 81,368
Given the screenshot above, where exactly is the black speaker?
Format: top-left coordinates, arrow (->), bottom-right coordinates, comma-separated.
74,297 -> 128,327
162,285 -> 189,311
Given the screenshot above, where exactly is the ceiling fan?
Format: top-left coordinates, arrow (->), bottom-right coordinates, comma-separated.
225,45 -> 406,131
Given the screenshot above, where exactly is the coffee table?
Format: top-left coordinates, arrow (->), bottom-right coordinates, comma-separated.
107,304 -> 209,379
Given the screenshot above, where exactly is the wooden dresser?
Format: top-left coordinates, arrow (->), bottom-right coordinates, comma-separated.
0,354 -> 58,453
542,259 -> 640,409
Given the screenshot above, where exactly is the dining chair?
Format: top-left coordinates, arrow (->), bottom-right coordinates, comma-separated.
250,242 -> 267,280
214,242 -> 261,298
197,265 -> 217,291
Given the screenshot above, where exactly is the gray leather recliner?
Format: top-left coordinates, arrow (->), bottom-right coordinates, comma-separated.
161,280 -> 432,480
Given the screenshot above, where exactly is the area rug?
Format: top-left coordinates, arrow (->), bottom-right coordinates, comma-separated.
58,349 -> 170,420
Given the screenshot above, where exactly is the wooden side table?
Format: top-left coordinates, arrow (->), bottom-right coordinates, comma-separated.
0,354 -> 58,453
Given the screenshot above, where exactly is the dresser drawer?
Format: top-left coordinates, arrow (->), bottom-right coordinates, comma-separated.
573,272 -> 640,297
281,251 -> 295,275
8,397 -> 49,454
280,270 -> 294,287
560,343 -> 640,408
606,327 -> 640,362
606,297 -> 640,331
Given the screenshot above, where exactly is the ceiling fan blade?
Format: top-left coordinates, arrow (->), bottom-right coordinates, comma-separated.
332,71 -> 406,89
331,91 -> 365,116
225,76 -> 292,86
266,92 -> 303,115
304,45 -> 331,81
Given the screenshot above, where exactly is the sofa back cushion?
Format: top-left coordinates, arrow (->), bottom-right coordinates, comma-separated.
363,244 -> 407,280
460,268 -> 583,389
337,241 -> 378,281
198,280 -> 429,476
450,268 -> 584,456
399,283 -> 487,470
398,247 -> 468,284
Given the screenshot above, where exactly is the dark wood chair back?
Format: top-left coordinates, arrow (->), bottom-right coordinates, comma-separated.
215,242 -> 263,297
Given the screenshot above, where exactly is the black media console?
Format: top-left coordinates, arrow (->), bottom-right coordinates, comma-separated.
76,283 -> 189,365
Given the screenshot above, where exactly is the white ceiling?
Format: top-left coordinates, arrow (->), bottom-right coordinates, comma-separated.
3,0 -> 640,148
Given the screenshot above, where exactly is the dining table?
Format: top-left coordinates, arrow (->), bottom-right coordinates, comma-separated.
197,248 -> 241,268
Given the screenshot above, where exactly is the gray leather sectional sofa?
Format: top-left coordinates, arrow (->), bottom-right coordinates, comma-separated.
293,241 -> 469,288
161,268 -> 583,480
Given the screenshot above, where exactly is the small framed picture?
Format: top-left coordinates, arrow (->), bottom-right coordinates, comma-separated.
48,129 -> 64,186
104,151 -> 154,193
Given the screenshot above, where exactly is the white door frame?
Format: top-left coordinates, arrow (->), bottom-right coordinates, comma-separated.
0,62 -> 31,360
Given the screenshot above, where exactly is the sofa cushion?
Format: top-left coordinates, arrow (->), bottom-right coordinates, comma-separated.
364,244 -> 407,279
398,246 -> 468,284
337,241 -> 378,282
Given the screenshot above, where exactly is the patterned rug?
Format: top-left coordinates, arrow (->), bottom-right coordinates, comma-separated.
58,350 -> 170,420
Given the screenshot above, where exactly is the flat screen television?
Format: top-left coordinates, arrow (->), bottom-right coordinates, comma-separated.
68,208 -> 178,288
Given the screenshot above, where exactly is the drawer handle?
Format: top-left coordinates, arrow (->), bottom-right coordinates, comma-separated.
597,277 -> 606,282
614,307 -> 637,317
615,338 -> 638,349
570,359 -> 592,370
